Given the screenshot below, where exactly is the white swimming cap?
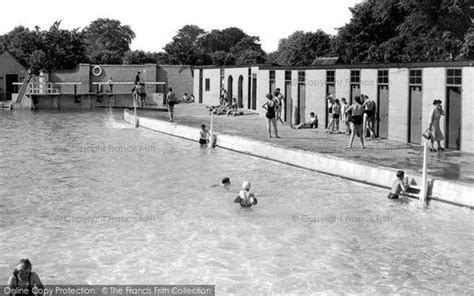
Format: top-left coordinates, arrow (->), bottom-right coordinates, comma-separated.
242,181 -> 251,190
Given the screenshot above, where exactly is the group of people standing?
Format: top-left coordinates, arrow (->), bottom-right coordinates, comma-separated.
326,94 -> 377,149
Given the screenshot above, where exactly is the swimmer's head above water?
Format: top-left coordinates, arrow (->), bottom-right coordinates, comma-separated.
222,177 -> 231,186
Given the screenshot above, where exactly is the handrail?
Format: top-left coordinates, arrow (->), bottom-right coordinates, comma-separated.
91,82 -> 165,85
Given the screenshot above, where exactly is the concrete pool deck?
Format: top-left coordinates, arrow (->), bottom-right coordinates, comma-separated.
124,103 -> 474,208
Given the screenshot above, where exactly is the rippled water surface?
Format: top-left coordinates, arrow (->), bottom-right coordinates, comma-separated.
0,110 -> 473,295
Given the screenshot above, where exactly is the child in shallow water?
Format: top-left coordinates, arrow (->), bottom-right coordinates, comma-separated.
199,124 -> 210,147
234,181 -> 257,207
388,170 -> 410,199
7,259 -> 44,291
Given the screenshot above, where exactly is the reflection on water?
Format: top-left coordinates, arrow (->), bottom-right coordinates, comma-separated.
0,110 -> 473,294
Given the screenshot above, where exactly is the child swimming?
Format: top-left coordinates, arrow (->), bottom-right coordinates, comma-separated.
234,181 -> 257,208
388,170 -> 410,199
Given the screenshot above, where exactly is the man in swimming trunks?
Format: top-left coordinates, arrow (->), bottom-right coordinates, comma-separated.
291,112 -> 318,129
166,87 -> 177,122
388,170 -> 410,199
274,88 -> 285,124
363,95 -> 376,139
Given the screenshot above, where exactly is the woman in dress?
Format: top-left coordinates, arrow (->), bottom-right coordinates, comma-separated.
262,93 -> 280,138
429,100 -> 446,152
345,96 -> 365,149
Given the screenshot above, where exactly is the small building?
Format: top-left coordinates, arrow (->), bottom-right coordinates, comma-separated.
0,51 -> 27,100
194,60 -> 474,153
10,63 -> 194,110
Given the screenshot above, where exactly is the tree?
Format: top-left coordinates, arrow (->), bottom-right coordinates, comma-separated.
334,0 -> 472,63
0,26 -> 43,67
460,27 -> 474,60
164,25 -> 208,65
210,51 -> 235,66
198,27 -> 266,65
123,50 -> 158,64
83,18 -> 135,64
89,50 -> 123,64
265,51 -> 280,64
275,30 -> 332,66
41,21 -> 88,70
0,22 -> 87,72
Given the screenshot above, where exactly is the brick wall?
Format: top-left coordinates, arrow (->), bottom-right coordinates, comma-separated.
0,52 -> 27,99
158,65 -> 193,100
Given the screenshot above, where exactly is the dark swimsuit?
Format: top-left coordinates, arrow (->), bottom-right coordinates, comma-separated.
351,115 -> 363,125
234,196 -> 257,208
387,193 -> 399,199
266,103 -> 276,119
199,138 -> 207,145
13,274 -> 34,296
363,110 -> 374,118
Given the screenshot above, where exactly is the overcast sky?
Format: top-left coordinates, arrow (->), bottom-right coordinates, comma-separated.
1,0 -> 362,53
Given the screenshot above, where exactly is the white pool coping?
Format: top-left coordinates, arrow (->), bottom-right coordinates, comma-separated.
124,109 -> 474,208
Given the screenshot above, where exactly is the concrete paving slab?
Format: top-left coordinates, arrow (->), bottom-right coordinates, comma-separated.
136,103 -> 474,184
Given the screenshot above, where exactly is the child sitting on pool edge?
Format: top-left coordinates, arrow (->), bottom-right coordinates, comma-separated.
388,170 -> 410,199
234,181 -> 257,207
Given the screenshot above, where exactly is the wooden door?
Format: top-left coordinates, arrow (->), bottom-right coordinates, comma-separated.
377,85 -> 389,138
409,86 -> 423,144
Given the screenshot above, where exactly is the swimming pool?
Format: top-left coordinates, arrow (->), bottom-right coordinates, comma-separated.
0,110 -> 473,294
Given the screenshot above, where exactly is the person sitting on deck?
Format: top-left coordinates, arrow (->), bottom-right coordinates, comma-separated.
291,112 -> 318,129
231,98 -> 238,111
388,170 -> 410,199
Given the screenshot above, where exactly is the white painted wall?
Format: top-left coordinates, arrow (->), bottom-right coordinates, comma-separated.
202,69 -> 221,106
224,68 -> 248,109
193,69 -> 199,102
257,69 -> 269,116
462,67 -> 474,152
335,69 -> 350,101
360,69 -> 377,101
306,70 -> 326,123
388,68 -> 409,142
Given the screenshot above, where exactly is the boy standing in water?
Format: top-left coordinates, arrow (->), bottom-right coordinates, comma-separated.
199,124 -> 210,147
388,170 -> 410,199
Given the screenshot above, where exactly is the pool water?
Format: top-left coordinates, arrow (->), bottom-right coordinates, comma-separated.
0,110 -> 473,294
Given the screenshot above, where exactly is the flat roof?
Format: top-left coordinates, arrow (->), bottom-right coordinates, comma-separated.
193,63 -> 278,69
194,60 -> 474,70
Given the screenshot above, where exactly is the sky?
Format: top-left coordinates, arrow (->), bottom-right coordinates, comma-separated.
0,0 -> 362,53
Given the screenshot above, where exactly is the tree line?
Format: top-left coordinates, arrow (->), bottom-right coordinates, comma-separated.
0,0 -> 471,73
